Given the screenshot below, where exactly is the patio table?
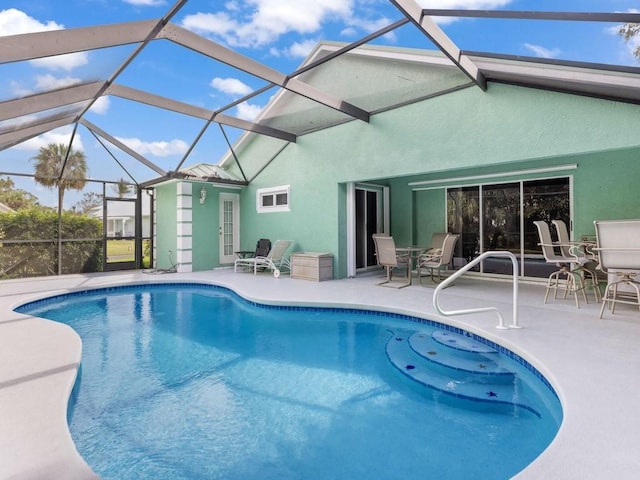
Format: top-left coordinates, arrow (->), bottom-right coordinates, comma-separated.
561,238 -> 601,302
395,246 -> 427,284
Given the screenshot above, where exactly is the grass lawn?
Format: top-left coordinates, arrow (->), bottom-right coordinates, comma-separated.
107,239 -> 134,262
106,239 -> 151,267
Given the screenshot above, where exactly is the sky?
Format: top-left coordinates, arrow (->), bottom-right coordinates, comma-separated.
0,0 -> 639,208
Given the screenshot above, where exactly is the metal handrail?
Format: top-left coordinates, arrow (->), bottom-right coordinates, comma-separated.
433,251 -> 521,330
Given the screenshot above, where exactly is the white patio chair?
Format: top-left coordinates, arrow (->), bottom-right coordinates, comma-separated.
428,233 -> 449,252
234,239 -> 293,277
551,219 -> 601,303
417,233 -> 460,285
534,220 -> 588,308
372,234 -> 411,288
594,219 -> 640,318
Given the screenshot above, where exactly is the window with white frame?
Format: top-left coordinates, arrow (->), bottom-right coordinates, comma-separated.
256,185 -> 290,213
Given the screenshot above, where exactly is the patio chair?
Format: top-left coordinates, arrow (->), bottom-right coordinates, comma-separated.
551,220 -> 601,303
234,239 -> 293,277
372,234 -> 411,288
417,233 -> 460,285
253,238 -> 272,258
234,238 -> 272,271
235,238 -> 271,259
427,232 -> 449,254
534,220 -> 588,308
594,219 -> 640,318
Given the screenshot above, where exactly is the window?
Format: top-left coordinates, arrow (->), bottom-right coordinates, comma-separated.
257,185 -> 290,213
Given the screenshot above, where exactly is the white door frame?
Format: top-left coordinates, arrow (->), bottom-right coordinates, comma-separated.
346,183 -> 389,277
219,192 -> 240,264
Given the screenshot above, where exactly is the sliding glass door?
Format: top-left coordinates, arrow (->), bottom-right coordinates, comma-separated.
447,177 -> 570,277
447,186 -> 480,271
355,188 -> 381,269
522,178 -> 570,278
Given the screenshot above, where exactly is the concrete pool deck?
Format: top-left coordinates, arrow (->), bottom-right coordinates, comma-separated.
1,269 -> 639,479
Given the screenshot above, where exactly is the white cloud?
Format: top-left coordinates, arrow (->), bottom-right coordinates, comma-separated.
236,101 -> 262,121
34,74 -> 82,90
340,26 -> 358,37
13,129 -> 84,152
287,39 -> 319,58
9,80 -> 32,97
0,9 -> 88,71
89,96 -> 111,115
210,77 -> 252,96
0,8 -> 62,36
30,52 -> 89,71
181,0 -> 352,47
122,0 -> 166,6
606,25 -> 621,37
346,15 -> 393,35
180,0 -> 518,49
523,43 -> 560,59
9,75 -> 84,98
181,12 -> 238,39
115,137 -> 189,157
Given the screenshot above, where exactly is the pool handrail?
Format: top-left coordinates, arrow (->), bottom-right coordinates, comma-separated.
433,251 -> 521,330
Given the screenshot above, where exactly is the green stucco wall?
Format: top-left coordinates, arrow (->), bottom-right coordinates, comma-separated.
202,82 -> 640,277
573,147 -> 640,236
154,181 -> 244,271
231,84 -> 640,181
389,146 -> 640,248
190,183 -> 243,270
235,159 -> 340,270
411,188 -> 447,247
190,182 -> 218,270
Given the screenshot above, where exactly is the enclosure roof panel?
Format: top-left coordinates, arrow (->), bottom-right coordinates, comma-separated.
1,1 -> 639,184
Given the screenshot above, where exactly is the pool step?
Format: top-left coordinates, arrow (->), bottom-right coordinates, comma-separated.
431,329 -> 498,354
409,331 -> 514,380
385,330 -> 538,415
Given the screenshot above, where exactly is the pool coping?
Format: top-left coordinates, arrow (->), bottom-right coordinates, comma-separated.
2,269 -> 640,479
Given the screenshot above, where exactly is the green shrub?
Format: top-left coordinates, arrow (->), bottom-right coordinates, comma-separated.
0,209 -> 103,278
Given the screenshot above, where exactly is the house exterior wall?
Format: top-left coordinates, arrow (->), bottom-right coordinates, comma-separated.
191,183 -> 243,271
154,181 -> 244,272
410,187 -> 446,247
191,182 -> 216,271
401,147 -> 640,250
212,82 -> 640,278
573,146 -> 640,230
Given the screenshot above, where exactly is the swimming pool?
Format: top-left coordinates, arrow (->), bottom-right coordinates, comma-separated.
18,283 -> 562,479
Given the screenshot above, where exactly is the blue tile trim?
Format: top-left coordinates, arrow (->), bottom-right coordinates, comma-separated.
14,281 -> 559,400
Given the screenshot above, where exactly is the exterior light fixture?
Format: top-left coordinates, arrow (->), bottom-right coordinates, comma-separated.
200,186 -> 207,204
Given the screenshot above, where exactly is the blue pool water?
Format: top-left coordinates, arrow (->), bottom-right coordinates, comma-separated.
18,283 -> 562,480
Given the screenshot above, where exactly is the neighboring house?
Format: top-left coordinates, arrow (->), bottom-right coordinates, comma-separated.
153,43 -> 640,277
88,198 -> 152,238
0,202 -> 14,214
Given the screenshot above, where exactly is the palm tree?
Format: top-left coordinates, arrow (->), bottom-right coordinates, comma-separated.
113,177 -> 132,198
32,143 -> 88,211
